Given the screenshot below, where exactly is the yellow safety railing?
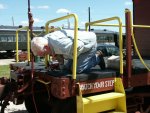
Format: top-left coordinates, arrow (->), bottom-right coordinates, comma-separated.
87,10 -> 150,72
85,17 -> 124,75
126,9 -> 150,71
89,24 -> 126,28
45,14 -> 78,80
16,26 -> 30,62
90,24 -> 150,28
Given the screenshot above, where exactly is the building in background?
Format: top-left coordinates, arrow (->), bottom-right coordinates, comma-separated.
0,26 -> 121,52
0,25 -> 44,52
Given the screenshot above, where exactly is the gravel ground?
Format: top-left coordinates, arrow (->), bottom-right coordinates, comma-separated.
0,59 -> 16,65
0,102 -> 28,113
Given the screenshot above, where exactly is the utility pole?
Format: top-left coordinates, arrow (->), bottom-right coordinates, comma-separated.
28,0 -> 34,39
12,16 -> 15,26
67,13 -> 70,29
88,7 -> 91,31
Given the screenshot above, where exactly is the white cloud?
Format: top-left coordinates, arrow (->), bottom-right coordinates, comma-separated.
78,21 -> 86,29
0,4 -> 6,9
81,21 -> 86,26
125,1 -> 132,6
30,5 -> 49,9
20,18 -> 43,26
37,5 -> 49,9
20,21 -> 28,26
34,18 -> 44,23
56,8 -> 71,14
31,6 -> 35,9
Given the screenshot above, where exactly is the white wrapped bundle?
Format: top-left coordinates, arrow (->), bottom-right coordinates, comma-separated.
107,55 -> 122,70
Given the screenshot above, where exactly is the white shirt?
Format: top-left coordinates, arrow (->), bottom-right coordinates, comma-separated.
44,29 -> 97,59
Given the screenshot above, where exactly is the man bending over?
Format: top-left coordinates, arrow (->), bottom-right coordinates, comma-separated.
31,29 -> 105,73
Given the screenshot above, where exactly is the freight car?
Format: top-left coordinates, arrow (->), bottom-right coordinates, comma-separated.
0,0 -> 150,113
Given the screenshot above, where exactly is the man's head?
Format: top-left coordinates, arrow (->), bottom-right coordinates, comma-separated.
31,37 -> 50,57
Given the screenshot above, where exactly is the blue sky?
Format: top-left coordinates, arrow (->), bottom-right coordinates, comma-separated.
0,0 -> 133,31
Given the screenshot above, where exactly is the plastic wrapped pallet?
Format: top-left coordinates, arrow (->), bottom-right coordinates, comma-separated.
107,55 -> 125,70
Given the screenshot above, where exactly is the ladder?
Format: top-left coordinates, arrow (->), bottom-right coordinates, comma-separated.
77,78 -> 126,113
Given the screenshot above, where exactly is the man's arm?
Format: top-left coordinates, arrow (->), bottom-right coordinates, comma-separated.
55,54 -> 64,65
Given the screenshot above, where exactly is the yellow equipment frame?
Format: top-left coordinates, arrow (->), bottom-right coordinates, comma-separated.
15,26 -> 30,62
85,17 -> 124,75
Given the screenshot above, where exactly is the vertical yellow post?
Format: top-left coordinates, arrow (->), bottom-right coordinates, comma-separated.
72,14 -> 78,80
15,26 -> 29,62
45,23 -> 50,67
27,28 -> 30,61
16,31 -> 19,62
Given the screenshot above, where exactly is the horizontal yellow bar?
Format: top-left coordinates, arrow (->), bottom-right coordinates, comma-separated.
91,23 -> 150,28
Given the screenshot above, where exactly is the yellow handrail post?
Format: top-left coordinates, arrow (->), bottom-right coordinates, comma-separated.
16,31 -> 19,62
27,28 -> 30,62
85,17 -> 123,75
15,26 -> 30,62
45,14 -> 78,80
